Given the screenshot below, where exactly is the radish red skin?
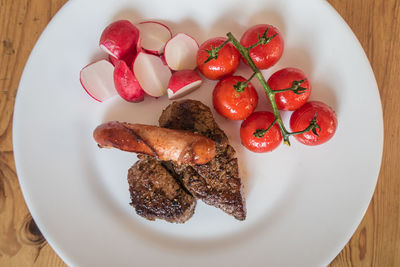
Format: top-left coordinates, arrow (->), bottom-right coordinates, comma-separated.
167,70 -> 202,99
100,20 -> 139,59
168,70 -> 201,93
109,48 -> 137,67
113,60 -> 144,102
109,54 -> 118,66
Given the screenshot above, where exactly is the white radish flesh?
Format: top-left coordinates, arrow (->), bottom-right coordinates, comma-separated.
136,21 -> 172,55
167,70 -> 202,100
133,52 -> 171,97
80,60 -> 117,102
164,33 -> 199,71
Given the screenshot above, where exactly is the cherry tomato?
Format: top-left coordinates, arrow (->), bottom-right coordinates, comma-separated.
267,68 -> 311,111
213,76 -> 258,121
290,101 -> 337,146
197,37 -> 240,80
240,111 -> 282,152
240,24 -> 284,70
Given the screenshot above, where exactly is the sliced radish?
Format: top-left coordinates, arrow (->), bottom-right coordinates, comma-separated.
167,70 -> 202,100
133,52 -> 172,97
136,21 -> 172,55
160,54 -> 168,66
80,60 -> 117,102
113,60 -> 144,102
108,47 -> 137,67
164,33 -> 199,71
99,20 -> 139,59
108,54 -> 118,66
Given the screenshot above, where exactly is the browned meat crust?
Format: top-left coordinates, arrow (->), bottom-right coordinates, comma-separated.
128,154 -> 196,223
159,100 -> 246,220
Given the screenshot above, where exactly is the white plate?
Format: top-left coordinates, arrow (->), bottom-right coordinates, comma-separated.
13,0 -> 383,266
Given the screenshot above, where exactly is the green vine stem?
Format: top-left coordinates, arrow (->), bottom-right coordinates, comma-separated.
233,72 -> 256,92
224,32 -> 319,146
272,79 -> 308,95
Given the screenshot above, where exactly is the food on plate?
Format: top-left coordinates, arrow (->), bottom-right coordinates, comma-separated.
197,29 -> 336,149
83,20 -> 205,102
212,75 -> 258,120
240,24 -> 284,70
80,59 -> 117,102
267,67 -> 311,111
159,100 -> 246,220
93,100 -> 245,222
196,37 -> 240,80
133,52 -> 172,97
136,21 -> 172,55
108,49 -> 137,67
99,20 -> 139,60
128,154 -> 196,223
113,60 -> 144,102
93,121 -> 216,165
164,33 -> 199,71
290,101 -> 337,146
167,70 -> 202,100
240,111 -> 282,152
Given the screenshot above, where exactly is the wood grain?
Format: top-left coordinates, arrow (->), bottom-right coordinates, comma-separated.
0,0 -> 399,266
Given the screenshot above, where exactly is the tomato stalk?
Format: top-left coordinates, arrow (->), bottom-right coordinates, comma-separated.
203,38 -> 231,64
253,118 -> 278,138
233,72 -> 256,92
272,79 -> 308,95
246,27 -> 277,50
287,113 -> 321,136
225,32 -> 319,145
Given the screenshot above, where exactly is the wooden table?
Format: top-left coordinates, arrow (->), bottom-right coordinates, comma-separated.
1,0 -> 399,266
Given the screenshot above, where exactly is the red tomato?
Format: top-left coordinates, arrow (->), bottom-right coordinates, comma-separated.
240,111 -> 282,152
213,76 -> 258,120
290,101 -> 337,146
240,24 -> 284,70
197,37 -> 240,80
267,68 -> 311,111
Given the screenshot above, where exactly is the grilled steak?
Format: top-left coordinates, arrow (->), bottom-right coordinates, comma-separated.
159,100 -> 246,220
127,154 -> 196,223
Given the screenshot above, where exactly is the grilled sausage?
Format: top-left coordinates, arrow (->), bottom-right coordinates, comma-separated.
93,121 -> 215,165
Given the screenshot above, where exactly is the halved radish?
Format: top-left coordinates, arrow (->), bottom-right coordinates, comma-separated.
113,60 -> 144,102
109,47 -> 137,67
167,70 -> 202,100
136,21 -> 172,55
100,20 -> 139,59
133,52 -> 172,97
164,33 -> 199,71
160,54 -> 168,66
109,54 -> 118,66
80,60 -> 117,102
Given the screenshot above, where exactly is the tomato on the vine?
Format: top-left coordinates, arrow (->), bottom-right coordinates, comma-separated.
240,24 -> 284,70
267,67 -> 311,111
213,76 -> 258,121
196,37 -> 240,80
290,101 -> 337,146
240,111 -> 282,152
